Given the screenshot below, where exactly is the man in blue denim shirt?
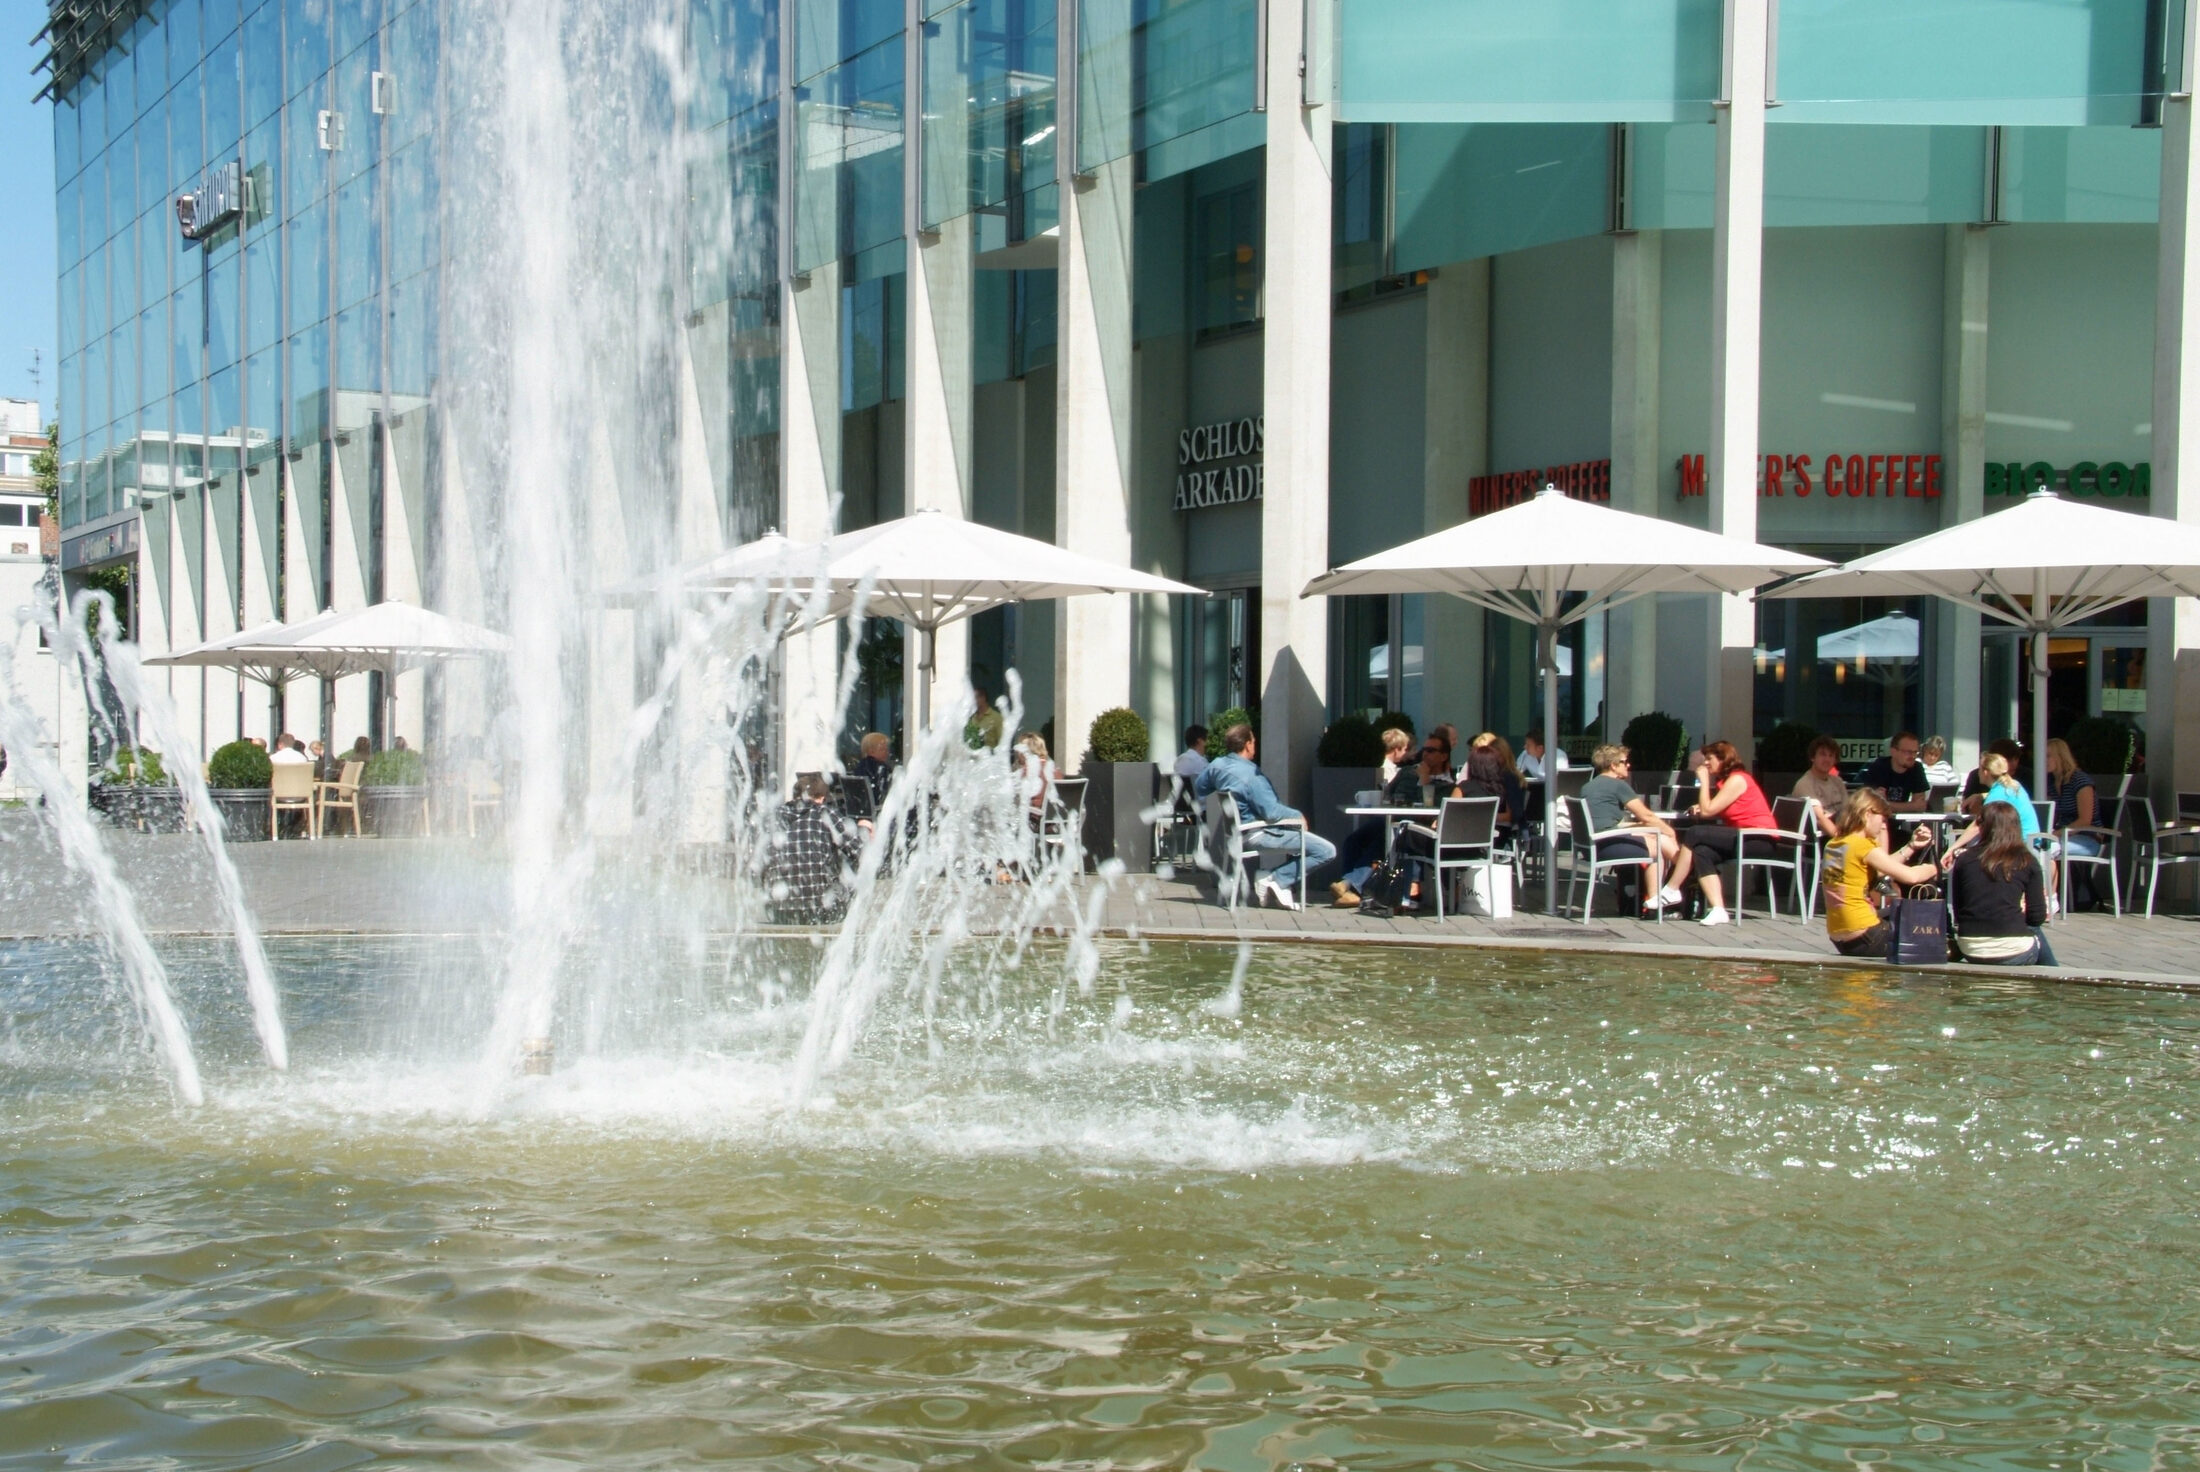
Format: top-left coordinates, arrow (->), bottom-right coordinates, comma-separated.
1194,724 -> 1337,909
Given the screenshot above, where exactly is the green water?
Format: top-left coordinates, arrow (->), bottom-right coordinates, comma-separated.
3,937 -> 2197,1469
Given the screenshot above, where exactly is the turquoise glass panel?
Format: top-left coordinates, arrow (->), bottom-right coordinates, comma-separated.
2001,126 -> 2160,220
1393,124 -> 1609,274
1338,0 -> 1720,123
796,0 -> 902,87
1776,0 -> 2161,125
920,0 -> 1055,232
794,36 -> 904,273
690,0 -> 777,128
1077,0 -> 1257,175
1765,126 -> 1987,226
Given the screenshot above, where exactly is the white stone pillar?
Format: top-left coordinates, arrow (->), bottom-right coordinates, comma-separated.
1422,257 -> 1488,731
1938,223 -> 1989,773
1705,0 -> 1768,756
1258,0 -> 1334,806
905,213 -> 976,730
1609,229 -> 1663,733
673,330 -> 730,839
2153,23 -> 2200,832
782,263 -> 844,776
1055,150 -> 1138,770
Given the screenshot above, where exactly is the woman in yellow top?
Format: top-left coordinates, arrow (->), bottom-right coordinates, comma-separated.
1822,790 -> 1940,957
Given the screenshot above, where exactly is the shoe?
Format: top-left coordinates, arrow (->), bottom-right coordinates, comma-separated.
1331,881 -> 1361,908
1264,879 -> 1303,911
1656,886 -> 1684,908
1699,906 -> 1731,926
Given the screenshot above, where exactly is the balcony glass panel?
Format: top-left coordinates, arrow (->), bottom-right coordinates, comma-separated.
794,35 -> 905,274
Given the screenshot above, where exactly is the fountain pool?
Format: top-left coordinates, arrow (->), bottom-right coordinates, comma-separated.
4,935 -> 2197,1468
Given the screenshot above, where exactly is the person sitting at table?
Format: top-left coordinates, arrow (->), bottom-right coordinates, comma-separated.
854,731 -> 896,799
1820,790 -> 1940,958
1958,738 -> 2025,819
1946,750 -> 2056,902
1679,739 -> 1781,926
1944,800 -> 2059,967
1857,731 -> 1931,815
1581,743 -> 1691,916
1172,724 -> 1210,781
1198,725 -> 1336,911
1469,732 -> 1530,828
2032,739 -> 2103,910
1518,731 -> 1569,783
1333,734 -> 1459,908
1331,729 -> 1419,904
1920,735 -> 1959,788
1377,725 -> 1413,786
1791,735 -> 1848,838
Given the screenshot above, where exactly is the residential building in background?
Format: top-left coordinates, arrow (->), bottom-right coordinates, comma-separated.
30,0 -> 2200,848
1,398 -> 61,802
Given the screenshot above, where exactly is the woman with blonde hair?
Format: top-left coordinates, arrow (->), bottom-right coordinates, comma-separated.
1820,790 -> 1939,957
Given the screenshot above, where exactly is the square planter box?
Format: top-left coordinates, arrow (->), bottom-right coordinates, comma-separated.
1080,761 -> 1159,873
1311,766 -> 1381,847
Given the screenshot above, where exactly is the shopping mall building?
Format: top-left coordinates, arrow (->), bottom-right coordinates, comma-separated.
35,0 -> 2200,811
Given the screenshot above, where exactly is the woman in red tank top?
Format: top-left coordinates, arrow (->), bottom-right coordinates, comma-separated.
1678,740 -> 1779,926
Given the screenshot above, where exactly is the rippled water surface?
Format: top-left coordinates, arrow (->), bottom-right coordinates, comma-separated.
4,937 -> 2199,1469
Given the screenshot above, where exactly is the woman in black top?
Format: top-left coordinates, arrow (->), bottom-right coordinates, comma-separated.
1945,800 -> 2058,966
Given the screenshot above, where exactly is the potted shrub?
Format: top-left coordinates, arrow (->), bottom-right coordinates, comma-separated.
2065,714 -> 2140,789
204,740 -> 273,840
360,747 -> 429,835
1201,706 -> 1256,759
1080,707 -> 1157,872
98,744 -> 181,832
1620,710 -> 1689,791
1311,712 -> 1386,846
1753,720 -> 1820,800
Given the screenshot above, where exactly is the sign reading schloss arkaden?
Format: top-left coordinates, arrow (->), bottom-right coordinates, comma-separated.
1175,416 -> 1264,512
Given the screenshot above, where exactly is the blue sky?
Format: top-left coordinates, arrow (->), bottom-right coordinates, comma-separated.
3,0 -> 57,416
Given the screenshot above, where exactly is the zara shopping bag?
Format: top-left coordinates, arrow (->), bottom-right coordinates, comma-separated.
1886,884 -> 1950,965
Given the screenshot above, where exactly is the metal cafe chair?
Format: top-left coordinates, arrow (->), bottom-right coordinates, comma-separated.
1040,777 -> 1087,871
1425,795 -> 1501,921
2132,794 -> 2200,917
1199,791 -> 1306,910
831,772 -> 877,821
1733,797 -> 1815,923
2060,794 -> 2126,917
1560,795 -> 1662,924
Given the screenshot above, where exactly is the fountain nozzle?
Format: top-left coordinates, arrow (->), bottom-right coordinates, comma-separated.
520,1037 -> 555,1076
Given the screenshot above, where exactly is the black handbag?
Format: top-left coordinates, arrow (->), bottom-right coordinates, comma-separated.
1886,883 -> 1950,965
1357,858 -> 1414,917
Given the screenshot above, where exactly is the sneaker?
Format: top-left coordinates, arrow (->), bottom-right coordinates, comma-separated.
1699,906 -> 1731,926
1265,879 -> 1303,911
1656,886 -> 1685,908
1330,881 -> 1361,908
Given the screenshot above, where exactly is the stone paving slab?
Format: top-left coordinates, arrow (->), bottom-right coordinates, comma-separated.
5,809 -> 2196,989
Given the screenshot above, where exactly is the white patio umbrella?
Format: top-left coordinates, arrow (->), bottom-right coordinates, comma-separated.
1304,486 -> 1830,916
1763,489 -> 2200,801
600,530 -> 825,610
677,511 -> 1202,728
150,601 -> 510,738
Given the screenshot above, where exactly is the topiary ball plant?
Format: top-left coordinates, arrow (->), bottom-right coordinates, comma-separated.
1620,710 -> 1688,774
1203,706 -> 1256,759
1087,707 -> 1151,764
362,748 -> 427,786
1754,720 -> 1820,775
2065,714 -> 2139,779
205,740 -> 270,789
1315,712 -> 1385,767
1374,710 -> 1417,743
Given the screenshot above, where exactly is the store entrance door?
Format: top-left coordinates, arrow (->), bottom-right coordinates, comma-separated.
1983,630 -> 2148,748
1181,587 -> 1259,728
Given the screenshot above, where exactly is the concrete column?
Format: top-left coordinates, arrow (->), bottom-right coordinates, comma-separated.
1937,223 -> 1989,772
1609,229 -> 1663,733
905,215 -> 976,729
1705,0 -> 1768,755
2152,18 -> 2200,837
1054,153 -> 1138,769
782,263 -> 844,775
1422,257 -> 1488,731
1258,0 -> 1334,806
672,329 -> 729,840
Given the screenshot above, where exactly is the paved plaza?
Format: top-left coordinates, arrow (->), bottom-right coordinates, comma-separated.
7,807 -> 2198,988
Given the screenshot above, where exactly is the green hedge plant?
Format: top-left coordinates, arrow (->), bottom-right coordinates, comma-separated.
1202,707 -> 1256,759
361,748 -> 426,786
1754,720 -> 1820,775
1619,711 -> 1688,774
103,745 -> 170,786
1374,710 -> 1416,743
1087,707 -> 1151,764
1315,712 -> 1385,767
206,740 -> 272,789
2065,715 -> 2139,779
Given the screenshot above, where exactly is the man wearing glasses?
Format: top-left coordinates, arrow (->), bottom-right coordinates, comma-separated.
1857,731 -> 1931,815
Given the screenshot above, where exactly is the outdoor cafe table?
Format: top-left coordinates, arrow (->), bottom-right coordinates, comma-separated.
1345,806 -> 1441,842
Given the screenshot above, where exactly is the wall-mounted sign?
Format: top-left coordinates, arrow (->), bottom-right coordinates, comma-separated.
1986,461 -> 2150,498
176,162 -> 246,242
1677,452 -> 1944,499
61,516 -> 138,572
1175,416 -> 1264,512
1470,460 -> 1610,517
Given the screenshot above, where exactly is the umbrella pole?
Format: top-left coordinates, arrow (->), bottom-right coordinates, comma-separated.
2031,568 -> 2051,806
1542,617 -> 1560,920
919,624 -> 936,733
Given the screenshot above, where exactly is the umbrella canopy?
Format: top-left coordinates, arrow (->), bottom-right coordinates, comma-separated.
672,511 -> 1202,726
1305,487 -> 1830,916
145,619 -> 304,688
1813,611 -> 1920,669
601,531 -> 828,610
1764,490 -> 2200,797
